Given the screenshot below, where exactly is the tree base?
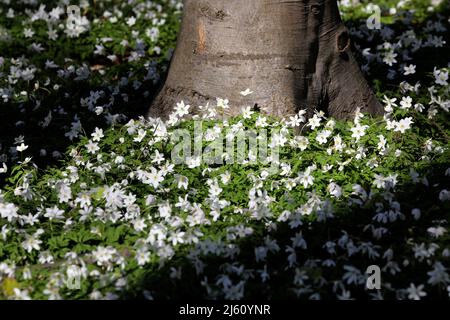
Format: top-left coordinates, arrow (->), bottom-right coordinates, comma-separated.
148,0 -> 383,120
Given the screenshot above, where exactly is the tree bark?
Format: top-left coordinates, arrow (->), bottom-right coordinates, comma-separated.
148,0 -> 383,120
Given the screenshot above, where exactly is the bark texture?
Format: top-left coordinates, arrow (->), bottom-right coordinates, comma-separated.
148,0 -> 383,120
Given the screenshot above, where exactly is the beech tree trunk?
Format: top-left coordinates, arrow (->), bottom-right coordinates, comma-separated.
148,0 -> 383,120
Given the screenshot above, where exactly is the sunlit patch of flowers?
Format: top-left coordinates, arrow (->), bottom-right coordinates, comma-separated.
1,86 -> 449,299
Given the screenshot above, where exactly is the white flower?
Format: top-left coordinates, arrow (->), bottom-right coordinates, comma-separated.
383,50 -> 397,66
427,262 -> 450,286
287,115 -> 301,127
255,116 -> 268,128
385,174 -> 398,189
95,106 -> 104,115
427,226 -> 447,238
38,251 -> 54,264
66,265 -> 85,285
350,124 -> 369,141
414,103 -> 425,112
65,15 -> 90,38
175,175 -> 189,189
325,119 -> 336,130
133,218 -> 147,232
186,156 -> 201,168
220,171 -> 231,184
403,64 -> 416,75
394,117 -> 413,133
146,27 -> 160,42
21,231 -> 43,253
327,182 -> 342,198
377,134 -> 387,151
383,95 -> 397,113
400,96 -> 412,109
158,202 -> 172,219
133,129 -> 147,143
270,132 -> 288,148
44,205 -> 65,220
151,150 -> 165,164
241,106 -> 254,119
174,101 -> 190,117
13,288 -> 31,300
434,67 -> 449,86
280,163 -> 292,176
16,143 -> 29,152
307,114 -> 322,130
23,28 -> 35,38
147,167 -> 165,189
406,283 -> 427,300
92,246 -> 116,266
298,171 -> 314,188
145,195 -> 156,206
107,54 -> 118,62
57,183 -> 72,203
293,136 -> 309,151
0,203 -> 19,222
385,118 -> 396,130
373,174 -> 387,189
91,128 -> 104,142
136,249 -> 150,266
169,231 -> 185,246
85,140 -> 99,154
316,130 -> 332,145
22,267 -> 32,280
332,135 -> 344,152
101,186 -> 124,209
114,155 -> 125,164
0,163 -> 7,174
75,192 -> 92,209
240,88 -> 253,96
126,16 -> 136,27
216,98 -> 229,110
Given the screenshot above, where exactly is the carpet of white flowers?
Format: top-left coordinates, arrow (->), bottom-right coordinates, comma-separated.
0,0 -> 450,300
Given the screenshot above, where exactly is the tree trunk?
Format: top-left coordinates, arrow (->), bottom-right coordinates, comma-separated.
148,0 -> 383,120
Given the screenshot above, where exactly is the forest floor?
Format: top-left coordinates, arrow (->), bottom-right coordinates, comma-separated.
0,0 -> 449,300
